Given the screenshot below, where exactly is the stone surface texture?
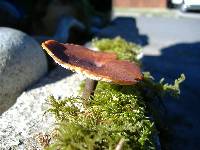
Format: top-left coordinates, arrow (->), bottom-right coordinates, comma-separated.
0,66 -> 84,149
0,27 -> 48,114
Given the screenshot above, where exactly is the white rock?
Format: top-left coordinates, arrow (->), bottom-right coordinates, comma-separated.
0,66 -> 85,149
0,27 -> 48,114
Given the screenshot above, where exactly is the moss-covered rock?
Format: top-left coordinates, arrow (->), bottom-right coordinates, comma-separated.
46,37 -> 184,150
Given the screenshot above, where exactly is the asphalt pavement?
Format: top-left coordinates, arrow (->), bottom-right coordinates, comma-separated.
135,14 -> 200,150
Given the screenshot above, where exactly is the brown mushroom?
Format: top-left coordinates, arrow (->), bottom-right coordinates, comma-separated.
42,40 -> 143,84
42,40 -> 143,100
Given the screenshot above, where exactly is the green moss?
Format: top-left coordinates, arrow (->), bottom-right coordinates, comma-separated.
92,37 -> 141,62
46,37 -> 185,150
47,82 -> 156,150
47,73 -> 184,150
140,72 -> 185,99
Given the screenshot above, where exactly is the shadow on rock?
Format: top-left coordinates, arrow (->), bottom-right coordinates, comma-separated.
96,17 -> 149,46
142,42 -> 200,150
28,66 -> 74,90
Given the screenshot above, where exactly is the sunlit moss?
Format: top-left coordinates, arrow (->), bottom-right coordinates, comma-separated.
47,83 -> 156,150
47,73 -> 184,150
92,37 -> 141,62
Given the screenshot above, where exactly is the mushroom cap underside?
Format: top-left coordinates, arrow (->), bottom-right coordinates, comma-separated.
42,40 -> 143,85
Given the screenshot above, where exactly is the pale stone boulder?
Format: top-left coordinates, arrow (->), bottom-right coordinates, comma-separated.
0,27 -> 48,114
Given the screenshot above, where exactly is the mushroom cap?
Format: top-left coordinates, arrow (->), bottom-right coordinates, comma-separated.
42,40 -> 143,85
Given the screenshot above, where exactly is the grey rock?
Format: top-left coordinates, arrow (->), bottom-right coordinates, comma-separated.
0,66 -> 85,149
0,27 -> 48,114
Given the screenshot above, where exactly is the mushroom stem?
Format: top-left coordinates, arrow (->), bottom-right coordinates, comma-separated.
82,78 -> 98,104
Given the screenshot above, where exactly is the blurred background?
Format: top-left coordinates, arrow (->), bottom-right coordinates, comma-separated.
1,0 -> 199,44
0,0 -> 200,150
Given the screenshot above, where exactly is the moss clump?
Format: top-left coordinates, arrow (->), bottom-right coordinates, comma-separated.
46,37 -> 185,150
47,73 -> 184,150
141,72 -> 185,99
92,37 -> 141,62
47,82 -> 156,150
